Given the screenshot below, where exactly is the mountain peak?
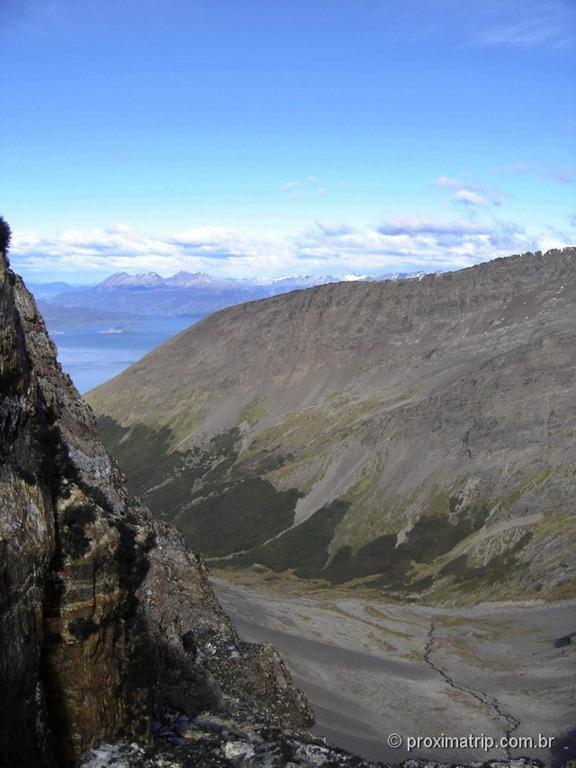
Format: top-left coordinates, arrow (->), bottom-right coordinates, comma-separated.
97,271 -> 164,288
166,271 -> 216,286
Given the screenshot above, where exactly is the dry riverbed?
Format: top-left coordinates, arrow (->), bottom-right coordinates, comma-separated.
212,579 -> 576,767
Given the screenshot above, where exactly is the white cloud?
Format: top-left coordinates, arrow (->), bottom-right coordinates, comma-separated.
316,222 -> 356,237
432,176 -> 504,207
431,176 -> 462,190
378,216 -> 488,235
452,190 -> 487,206
538,234 -> 574,251
11,216 -> 542,282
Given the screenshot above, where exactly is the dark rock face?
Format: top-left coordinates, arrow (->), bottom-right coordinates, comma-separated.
0,247 -> 311,767
0,251 -> 144,766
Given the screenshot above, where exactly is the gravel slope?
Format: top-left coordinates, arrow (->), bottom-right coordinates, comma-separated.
214,579 -> 576,767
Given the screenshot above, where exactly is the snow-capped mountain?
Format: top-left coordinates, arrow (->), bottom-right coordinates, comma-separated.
97,271 -> 166,289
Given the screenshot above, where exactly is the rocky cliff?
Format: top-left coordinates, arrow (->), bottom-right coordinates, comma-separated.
0,232 -> 324,767
88,248 -> 576,604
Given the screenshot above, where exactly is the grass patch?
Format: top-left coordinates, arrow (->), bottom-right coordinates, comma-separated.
224,499 -> 350,578
180,478 -> 300,556
96,416 -> 177,494
98,416 -> 302,558
439,532 -> 533,591
324,502 -> 490,587
218,495 -> 491,588
238,396 -> 267,427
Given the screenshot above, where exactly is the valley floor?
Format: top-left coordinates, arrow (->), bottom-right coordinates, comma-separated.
212,579 -> 576,767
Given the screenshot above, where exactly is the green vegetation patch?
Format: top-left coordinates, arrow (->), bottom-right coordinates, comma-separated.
96,416 -> 179,494
326,498 -> 490,587
327,534 -> 407,585
97,415 -> 243,500
224,500 -> 350,578
180,478 -> 300,556
238,396 -> 268,427
439,532 -> 533,591
245,407 -> 334,457
223,496 -> 490,587
98,416 -> 302,558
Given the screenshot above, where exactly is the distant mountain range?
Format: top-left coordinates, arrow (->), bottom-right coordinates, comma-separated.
27,281 -> 92,300
94,270 -> 370,290
37,270 -> 423,320
88,248 -> 576,604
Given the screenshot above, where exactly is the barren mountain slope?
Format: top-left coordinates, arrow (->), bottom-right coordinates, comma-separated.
88,248 -> 576,603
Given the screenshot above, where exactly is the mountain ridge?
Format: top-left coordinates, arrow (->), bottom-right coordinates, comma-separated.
88,247 -> 576,604
46,269 -> 423,317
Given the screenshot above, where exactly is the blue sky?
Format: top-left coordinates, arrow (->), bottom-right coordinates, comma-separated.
1,0 -> 575,282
